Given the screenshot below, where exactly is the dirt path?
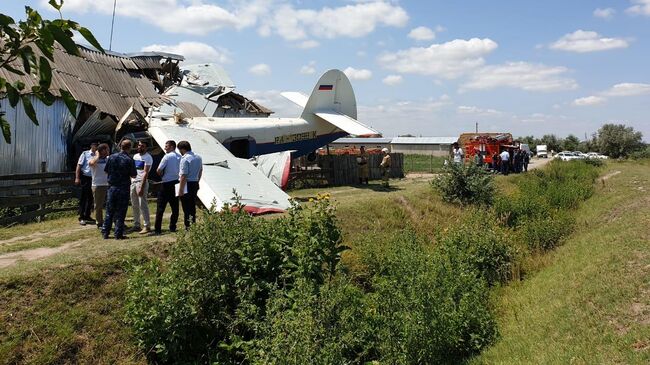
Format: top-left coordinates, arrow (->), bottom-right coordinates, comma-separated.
0,226 -> 89,247
0,239 -> 90,268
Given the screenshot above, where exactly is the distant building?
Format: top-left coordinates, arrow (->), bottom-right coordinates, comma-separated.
390,136 -> 458,156
327,137 -> 392,151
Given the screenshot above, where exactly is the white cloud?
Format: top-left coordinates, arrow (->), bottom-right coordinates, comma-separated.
344,67 -> 373,81
260,1 -> 408,41
593,8 -> 616,19
295,40 -> 320,49
572,82 -> 650,106
550,30 -> 629,53
462,62 -> 578,92
299,61 -> 316,75
408,26 -> 436,41
572,96 -> 606,106
249,63 -> 271,76
141,42 -> 230,64
378,38 -> 498,79
52,0 -> 269,36
602,83 -> 650,96
627,0 -> 650,16
457,105 -> 503,116
382,75 -> 403,85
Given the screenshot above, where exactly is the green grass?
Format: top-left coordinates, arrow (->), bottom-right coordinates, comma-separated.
471,160 -> 650,364
403,154 -> 446,173
0,163 -> 649,363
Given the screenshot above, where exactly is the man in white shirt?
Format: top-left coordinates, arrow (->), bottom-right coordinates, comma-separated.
178,140 -> 203,229
75,142 -> 97,225
88,143 -> 110,229
154,140 -> 181,235
452,142 -> 464,164
130,140 -> 153,234
499,150 -> 510,175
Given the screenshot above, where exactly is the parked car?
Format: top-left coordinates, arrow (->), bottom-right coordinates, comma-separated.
555,151 -> 580,161
586,152 -> 609,159
572,151 -> 587,159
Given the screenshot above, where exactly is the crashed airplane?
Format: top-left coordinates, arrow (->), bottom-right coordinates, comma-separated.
148,68 -> 379,214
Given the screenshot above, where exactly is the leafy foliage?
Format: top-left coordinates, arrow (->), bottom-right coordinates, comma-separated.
597,123 -> 644,158
432,162 -> 495,206
0,1 -> 103,143
125,195 -> 346,364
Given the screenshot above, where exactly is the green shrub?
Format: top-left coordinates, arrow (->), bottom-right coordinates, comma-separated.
357,231 -> 498,364
432,163 -> 495,206
248,277 -> 372,365
125,195 -> 346,364
436,211 -> 516,285
520,212 -> 575,252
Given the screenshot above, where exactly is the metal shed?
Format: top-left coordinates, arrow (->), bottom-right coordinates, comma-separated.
390,136 -> 458,156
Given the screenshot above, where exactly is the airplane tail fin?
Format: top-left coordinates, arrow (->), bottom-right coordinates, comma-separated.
298,69 -> 379,137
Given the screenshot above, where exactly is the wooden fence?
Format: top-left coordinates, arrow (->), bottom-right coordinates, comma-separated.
0,162 -> 77,226
289,153 -> 404,188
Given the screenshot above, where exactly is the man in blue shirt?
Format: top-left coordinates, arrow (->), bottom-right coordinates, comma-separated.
75,142 -> 98,225
103,140 -> 137,239
153,140 -> 181,235
177,140 -> 203,229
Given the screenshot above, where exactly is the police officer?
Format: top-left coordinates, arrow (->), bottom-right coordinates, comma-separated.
177,140 -> 203,229
103,140 -> 137,239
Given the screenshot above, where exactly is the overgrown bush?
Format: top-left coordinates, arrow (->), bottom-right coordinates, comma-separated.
432,163 -> 495,206
356,232 -> 498,364
519,212 -> 575,252
436,211 -> 516,285
125,195 -> 346,364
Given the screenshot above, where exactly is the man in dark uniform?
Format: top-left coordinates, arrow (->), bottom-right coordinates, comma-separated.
103,140 -> 137,239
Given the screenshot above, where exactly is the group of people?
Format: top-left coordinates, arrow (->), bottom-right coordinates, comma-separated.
450,142 -> 530,175
491,149 -> 530,175
356,146 -> 392,187
75,139 -> 203,239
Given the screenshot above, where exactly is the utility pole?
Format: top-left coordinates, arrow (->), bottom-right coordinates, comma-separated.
109,0 -> 117,51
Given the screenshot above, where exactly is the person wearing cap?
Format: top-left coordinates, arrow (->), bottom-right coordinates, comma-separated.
357,146 -> 369,185
380,147 -> 391,188
75,142 -> 98,225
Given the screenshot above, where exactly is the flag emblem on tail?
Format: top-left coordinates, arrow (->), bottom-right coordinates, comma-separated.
318,84 -> 333,91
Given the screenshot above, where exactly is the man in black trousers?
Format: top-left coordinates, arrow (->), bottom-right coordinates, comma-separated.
153,140 -> 181,235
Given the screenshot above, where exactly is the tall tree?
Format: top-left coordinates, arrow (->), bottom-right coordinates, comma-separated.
0,0 -> 103,143
540,134 -> 561,153
597,123 -> 644,158
562,134 -> 580,151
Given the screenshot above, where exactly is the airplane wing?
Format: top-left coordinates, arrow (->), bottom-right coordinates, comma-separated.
148,125 -> 292,214
281,92 -> 309,108
314,111 -> 379,137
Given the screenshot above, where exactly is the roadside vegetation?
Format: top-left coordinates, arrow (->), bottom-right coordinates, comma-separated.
1,160 -> 649,364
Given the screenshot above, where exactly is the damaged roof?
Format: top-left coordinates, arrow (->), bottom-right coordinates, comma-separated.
0,44 -> 165,119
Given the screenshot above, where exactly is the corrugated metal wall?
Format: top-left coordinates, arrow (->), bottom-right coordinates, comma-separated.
0,97 -> 74,175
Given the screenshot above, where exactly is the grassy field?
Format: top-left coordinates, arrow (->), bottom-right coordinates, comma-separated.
403,154 -> 447,174
0,162 -> 648,363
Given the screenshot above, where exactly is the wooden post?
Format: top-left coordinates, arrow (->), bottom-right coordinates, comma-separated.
37,161 -> 47,222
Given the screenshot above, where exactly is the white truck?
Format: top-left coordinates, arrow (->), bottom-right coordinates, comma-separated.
536,145 -> 548,158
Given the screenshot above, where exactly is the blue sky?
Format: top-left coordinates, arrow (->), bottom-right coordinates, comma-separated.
5,1 -> 650,139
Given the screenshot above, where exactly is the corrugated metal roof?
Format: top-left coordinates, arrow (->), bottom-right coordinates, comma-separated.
3,44 -> 165,120
330,137 -> 392,144
391,136 -> 458,145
